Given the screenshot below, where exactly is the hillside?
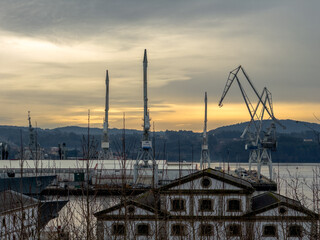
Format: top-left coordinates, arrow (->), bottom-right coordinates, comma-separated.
0,119 -> 319,162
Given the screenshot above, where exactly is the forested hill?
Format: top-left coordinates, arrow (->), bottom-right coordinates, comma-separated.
214,119 -> 320,134
0,119 -> 319,163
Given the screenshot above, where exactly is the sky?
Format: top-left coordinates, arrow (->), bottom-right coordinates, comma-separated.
0,0 -> 319,132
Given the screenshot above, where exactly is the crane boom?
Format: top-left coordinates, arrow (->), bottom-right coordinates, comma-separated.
219,65 -> 285,129
218,66 -> 241,107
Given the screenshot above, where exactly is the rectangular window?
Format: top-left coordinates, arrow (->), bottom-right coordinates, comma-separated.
227,199 -> 241,211
171,224 -> 186,236
199,224 -> 213,236
227,224 -> 241,237
137,224 -> 149,236
263,225 -> 277,237
199,199 -> 213,211
112,224 -> 125,236
288,225 -> 303,237
171,199 -> 185,211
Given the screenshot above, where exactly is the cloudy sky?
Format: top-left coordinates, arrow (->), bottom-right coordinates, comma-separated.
0,0 -> 319,131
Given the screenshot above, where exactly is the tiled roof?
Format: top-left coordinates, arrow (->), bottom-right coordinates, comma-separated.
246,191 -> 318,217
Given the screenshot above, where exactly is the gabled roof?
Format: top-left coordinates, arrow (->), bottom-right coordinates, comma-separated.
244,191 -> 318,218
158,168 -> 254,192
94,199 -> 166,218
0,190 -> 38,214
39,200 -> 69,229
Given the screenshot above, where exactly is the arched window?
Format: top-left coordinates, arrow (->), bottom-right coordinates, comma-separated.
227,199 -> 241,211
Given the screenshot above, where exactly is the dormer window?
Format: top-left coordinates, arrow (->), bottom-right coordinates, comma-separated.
171,199 -> 185,211
227,199 -> 241,211
199,199 -> 213,211
201,177 -> 212,188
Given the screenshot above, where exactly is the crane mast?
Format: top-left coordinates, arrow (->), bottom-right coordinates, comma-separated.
101,70 -> 113,159
134,49 -> 158,186
28,111 -> 36,159
219,66 -> 285,179
200,92 -> 210,169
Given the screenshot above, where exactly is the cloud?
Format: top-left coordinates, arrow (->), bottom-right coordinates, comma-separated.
0,1 -> 319,130
0,1 -> 280,39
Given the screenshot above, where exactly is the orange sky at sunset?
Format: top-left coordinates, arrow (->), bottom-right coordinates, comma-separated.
0,1 -> 319,131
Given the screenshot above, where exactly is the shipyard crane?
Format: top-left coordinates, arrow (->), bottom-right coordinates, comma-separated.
200,92 -> 210,169
134,49 -> 158,186
218,66 -> 285,179
100,70 -> 113,159
28,111 -> 36,160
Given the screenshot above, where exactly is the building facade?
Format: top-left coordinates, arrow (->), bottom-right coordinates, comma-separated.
95,168 -> 318,240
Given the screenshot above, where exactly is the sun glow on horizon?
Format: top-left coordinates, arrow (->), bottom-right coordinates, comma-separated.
4,102 -> 317,133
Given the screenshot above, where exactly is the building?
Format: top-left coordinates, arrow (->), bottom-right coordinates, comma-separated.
0,190 -> 38,239
0,190 -> 68,240
94,168 -> 319,240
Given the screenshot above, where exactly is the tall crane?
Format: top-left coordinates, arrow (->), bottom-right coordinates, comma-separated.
101,70 -> 113,159
218,66 -> 285,179
200,92 -> 210,169
28,111 -> 36,160
134,49 -> 158,186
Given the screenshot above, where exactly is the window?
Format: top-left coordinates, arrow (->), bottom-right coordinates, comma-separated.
228,199 -> 241,211
227,224 -> 241,237
13,215 -> 16,225
2,218 -> 5,227
127,206 -> 135,214
263,225 -> 277,237
279,207 -> 287,215
171,224 -> 186,236
199,224 -> 213,236
171,199 -> 185,211
137,224 -> 149,236
112,224 -> 125,236
199,199 -> 213,211
288,225 -> 303,237
201,177 -> 211,188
